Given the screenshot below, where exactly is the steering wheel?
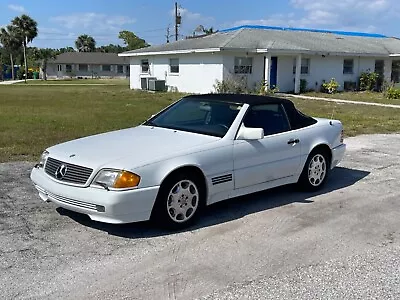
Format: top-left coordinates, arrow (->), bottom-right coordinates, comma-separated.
217,124 -> 229,131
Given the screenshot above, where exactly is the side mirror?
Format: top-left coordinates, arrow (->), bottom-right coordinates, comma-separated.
237,126 -> 264,140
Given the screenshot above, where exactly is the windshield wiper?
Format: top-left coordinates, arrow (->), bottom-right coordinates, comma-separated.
143,120 -> 158,127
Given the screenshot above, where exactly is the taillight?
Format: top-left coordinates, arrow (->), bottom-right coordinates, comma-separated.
340,129 -> 344,144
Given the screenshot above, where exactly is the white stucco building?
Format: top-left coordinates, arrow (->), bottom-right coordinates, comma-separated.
119,25 -> 400,94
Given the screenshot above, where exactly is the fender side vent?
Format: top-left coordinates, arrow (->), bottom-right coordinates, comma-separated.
212,174 -> 233,185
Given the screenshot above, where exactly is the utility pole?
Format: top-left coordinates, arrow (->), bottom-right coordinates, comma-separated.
174,2 -> 181,41
166,26 -> 170,43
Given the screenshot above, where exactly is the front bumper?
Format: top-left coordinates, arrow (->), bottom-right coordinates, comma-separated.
331,143 -> 346,168
30,167 -> 159,224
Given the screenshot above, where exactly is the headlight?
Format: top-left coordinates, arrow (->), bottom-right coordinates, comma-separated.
37,151 -> 49,168
93,169 -> 141,189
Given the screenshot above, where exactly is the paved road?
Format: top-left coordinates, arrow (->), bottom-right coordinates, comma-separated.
1,134 -> 399,299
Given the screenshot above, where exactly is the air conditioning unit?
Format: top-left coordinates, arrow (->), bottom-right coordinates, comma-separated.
148,79 -> 166,91
140,77 -> 156,90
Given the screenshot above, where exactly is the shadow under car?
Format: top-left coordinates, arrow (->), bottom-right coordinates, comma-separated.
56,166 -> 370,238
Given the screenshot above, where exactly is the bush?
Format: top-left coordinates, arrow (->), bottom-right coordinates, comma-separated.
300,79 -> 307,93
321,78 -> 340,94
27,70 -> 33,79
66,71 -> 76,79
257,80 -> 279,95
16,68 -> 24,80
344,81 -> 357,91
385,87 -> 400,99
16,68 -> 33,80
213,77 -> 248,94
359,71 -> 379,91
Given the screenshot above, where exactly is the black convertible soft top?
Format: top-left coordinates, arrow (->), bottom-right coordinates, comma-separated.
183,94 -> 317,130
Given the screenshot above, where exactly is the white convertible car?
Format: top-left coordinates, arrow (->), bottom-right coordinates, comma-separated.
31,94 -> 346,228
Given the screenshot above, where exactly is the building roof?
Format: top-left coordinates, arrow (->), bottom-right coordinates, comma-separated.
49,52 -> 130,65
120,25 -> 400,57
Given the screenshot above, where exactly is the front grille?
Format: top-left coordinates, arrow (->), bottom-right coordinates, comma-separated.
47,191 -> 98,211
45,157 -> 93,185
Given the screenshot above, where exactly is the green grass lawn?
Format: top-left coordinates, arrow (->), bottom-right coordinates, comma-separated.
303,91 -> 400,105
1,84 -> 399,162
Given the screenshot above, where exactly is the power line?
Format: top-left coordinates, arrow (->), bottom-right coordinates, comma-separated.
38,28 -> 166,36
35,34 -> 166,41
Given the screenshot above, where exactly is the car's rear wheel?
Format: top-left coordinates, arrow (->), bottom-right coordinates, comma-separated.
152,173 -> 205,229
298,150 -> 330,191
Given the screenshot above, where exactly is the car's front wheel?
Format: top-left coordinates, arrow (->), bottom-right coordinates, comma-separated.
152,173 -> 205,229
298,150 -> 330,191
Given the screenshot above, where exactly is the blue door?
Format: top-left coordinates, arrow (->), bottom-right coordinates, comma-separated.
270,57 -> 278,88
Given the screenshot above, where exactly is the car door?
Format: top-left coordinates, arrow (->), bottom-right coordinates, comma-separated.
233,103 -> 301,189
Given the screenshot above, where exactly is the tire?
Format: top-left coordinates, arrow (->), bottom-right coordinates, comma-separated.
298,149 -> 330,191
151,172 -> 205,229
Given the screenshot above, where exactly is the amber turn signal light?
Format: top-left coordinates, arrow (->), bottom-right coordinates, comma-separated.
114,171 -> 141,188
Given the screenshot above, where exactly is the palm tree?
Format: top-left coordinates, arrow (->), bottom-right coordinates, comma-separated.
0,46 -> 5,81
32,48 -> 56,80
203,27 -> 215,35
0,25 -> 22,80
11,14 -> 38,83
191,25 -> 216,38
75,34 -> 96,52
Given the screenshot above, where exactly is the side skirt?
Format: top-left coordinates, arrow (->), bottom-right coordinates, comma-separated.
207,175 -> 298,205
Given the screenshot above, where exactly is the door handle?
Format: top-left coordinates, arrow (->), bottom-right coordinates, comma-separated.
287,138 -> 300,145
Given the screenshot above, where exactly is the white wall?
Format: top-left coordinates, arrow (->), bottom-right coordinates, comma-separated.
222,54 -> 264,91
276,56 -> 294,92
276,55 -> 385,92
129,52 -> 392,93
130,53 -> 223,93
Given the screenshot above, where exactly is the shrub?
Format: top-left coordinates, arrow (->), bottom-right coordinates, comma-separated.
213,77 -> 248,94
385,87 -> 400,99
300,79 -> 307,93
27,70 -> 33,79
321,78 -> 340,94
66,70 -> 76,79
257,80 -> 279,95
359,71 -> 379,91
344,81 -> 357,91
16,68 -> 24,80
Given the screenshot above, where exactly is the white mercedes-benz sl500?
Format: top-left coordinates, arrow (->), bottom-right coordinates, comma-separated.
31,94 -> 346,228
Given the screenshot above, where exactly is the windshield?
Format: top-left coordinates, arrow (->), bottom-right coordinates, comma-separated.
144,97 -> 243,137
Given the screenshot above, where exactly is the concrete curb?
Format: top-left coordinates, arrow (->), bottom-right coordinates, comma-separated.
279,93 -> 400,109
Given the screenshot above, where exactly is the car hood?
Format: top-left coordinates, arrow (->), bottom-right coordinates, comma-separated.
47,125 -> 220,169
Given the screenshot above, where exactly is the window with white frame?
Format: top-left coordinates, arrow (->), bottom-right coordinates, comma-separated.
343,59 -> 354,74
392,61 -> 400,83
66,64 -> 72,72
79,64 -> 88,72
234,57 -> 253,74
292,58 -> 310,75
57,64 -> 62,72
141,59 -> 149,73
169,58 -> 179,74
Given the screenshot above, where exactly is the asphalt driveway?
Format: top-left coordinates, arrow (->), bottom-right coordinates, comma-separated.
1,134 -> 399,299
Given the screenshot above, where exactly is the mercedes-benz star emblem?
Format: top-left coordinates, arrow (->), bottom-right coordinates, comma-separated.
55,164 -> 68,180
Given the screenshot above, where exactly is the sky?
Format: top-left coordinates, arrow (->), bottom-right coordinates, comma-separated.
1,0 -> 399,49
